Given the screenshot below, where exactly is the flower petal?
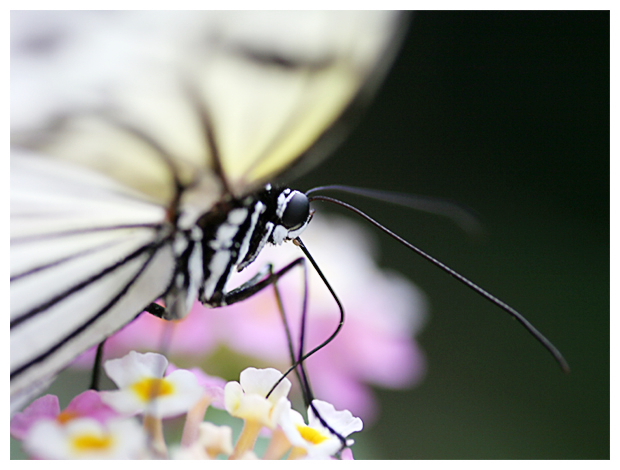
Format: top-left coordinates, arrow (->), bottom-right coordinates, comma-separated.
310,400 -> 363,437
239,367 -> 291,404
10,395 -> 60,439
104,351 -> 169,388
23,417 -> 146,459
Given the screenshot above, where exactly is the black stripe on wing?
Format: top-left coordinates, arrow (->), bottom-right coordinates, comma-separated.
10,229 -> 168,329
11,224 -> 164,281
10,235 -> 174,380
11,223 -> 164,244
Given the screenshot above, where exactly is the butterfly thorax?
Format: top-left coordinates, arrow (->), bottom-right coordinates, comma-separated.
164,185 -> 311,316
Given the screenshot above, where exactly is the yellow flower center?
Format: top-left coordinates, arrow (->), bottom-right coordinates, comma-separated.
72,433 -> 114,452
297,424 -> 329,445
131,377 -> 175,402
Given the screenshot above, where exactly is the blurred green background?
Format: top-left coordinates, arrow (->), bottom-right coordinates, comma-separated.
293,11 -> 609,459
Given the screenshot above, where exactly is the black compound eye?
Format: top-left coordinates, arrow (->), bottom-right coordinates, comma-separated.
281,192 -> 310,230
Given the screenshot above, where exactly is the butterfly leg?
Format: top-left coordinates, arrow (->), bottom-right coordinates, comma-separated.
208,257 -> 306,307
142,258 -> 306,318
89,340 -> 106,391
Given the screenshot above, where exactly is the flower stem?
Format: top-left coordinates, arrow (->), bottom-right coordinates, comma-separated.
263,427 -> 292,460
181,395 -> 211,447
230,419 -> 262,460
143,414 -> 167,458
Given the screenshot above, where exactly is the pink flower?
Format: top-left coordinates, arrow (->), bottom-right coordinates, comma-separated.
11,395 -> 59,440
11,390 -> 117,440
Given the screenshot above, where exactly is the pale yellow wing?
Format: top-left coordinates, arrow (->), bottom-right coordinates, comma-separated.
192,11 -> 404,194
11,11 -> 404,214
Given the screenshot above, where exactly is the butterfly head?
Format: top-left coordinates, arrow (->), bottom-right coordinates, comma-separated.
270,187 -> 312,245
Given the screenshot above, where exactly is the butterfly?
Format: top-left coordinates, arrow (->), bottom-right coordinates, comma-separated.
10,11 -> 406,413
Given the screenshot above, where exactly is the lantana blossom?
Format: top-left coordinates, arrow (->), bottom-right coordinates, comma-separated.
224,367 -> 292,459
275,399 -> 363,460
224,367 -> 291,427
22,416 -> 146,459
13,363 -> 362,460
100,351 -> 203,418
11,390 -> 117,440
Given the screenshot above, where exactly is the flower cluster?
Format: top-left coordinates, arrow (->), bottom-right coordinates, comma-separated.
11,352 -> 362,460
76,214 -> 427,423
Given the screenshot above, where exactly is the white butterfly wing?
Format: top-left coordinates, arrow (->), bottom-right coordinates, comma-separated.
10,150 -> 175,409
10,11 -> 404,409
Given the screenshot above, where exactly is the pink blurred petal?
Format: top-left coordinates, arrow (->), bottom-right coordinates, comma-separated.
10,395 -> 60,439
340,447 -> 355,460
307,361 -> 378,423
65,390 -> 118,424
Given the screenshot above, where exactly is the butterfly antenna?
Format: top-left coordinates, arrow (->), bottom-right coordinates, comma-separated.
306,185 -> 483,235
308,194 -> 570,373
291,238 -> 346,369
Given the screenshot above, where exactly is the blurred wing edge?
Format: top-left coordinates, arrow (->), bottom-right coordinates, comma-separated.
268,12 -> 411,186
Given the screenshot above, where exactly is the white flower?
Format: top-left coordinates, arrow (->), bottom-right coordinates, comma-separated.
23,417 -> 146,459
277,399 -> 363,459
225,367 -> 291,428
100,351 -> 204,418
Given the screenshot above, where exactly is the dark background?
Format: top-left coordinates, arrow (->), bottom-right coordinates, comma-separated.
293,11 -> 609,459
